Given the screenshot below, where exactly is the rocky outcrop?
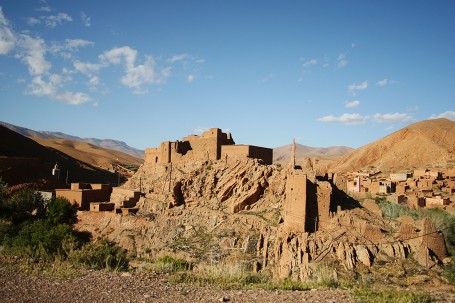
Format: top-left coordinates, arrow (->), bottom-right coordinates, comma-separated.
76,158 -> 450,284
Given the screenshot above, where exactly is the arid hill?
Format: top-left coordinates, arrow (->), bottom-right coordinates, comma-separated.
0,121 -> 144,159
32,138 -> 143,169
331,118 -> 455,172
0,125 -> 118,188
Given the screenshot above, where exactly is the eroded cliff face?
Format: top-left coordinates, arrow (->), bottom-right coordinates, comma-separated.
75,159 -> 448,281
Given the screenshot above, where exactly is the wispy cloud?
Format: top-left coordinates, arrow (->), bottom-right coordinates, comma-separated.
376,78 -> 389,87
81,12 -> 91,27
167,54 -> 188,63
36,6 -> 52,12
345,100 -> 360,108
318,113 -> 368,125
429,111 -> 455,121
337,53 -> 348,68
50,38 -> 94,59
0,8 -> 16,55
348,81 -> 368,95
374,112 -> 412,123
258,73 -> 273,83
187,74 -> 194,82
302,58 -> 317,68
28,13 -> 73,28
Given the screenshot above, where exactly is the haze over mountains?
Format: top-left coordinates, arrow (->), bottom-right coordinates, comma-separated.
330,118 -> 455,172
0,121 -> 144,159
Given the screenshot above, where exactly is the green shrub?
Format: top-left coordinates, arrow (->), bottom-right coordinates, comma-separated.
351,287 -> 431,303
3,221 -> 75,259
69,239 -> 128,271
0,188 -> 45,223
46,197 -> 77,226
155,255 -> 190,272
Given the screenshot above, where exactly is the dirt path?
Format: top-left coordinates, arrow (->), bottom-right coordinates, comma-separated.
0,267 -> 357,303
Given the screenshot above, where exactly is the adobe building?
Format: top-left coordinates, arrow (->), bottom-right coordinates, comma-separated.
144,128 -> 273,165
282,139 -> 331,233
55,183 -> 111,211
283,172 -> 307,233
221,144 -> 273,165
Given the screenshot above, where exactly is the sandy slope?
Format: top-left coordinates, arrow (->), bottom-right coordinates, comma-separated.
331,118 -> 455,172
32,138 -> 143,169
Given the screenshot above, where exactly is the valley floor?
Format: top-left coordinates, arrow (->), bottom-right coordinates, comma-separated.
0,266 -> 356,303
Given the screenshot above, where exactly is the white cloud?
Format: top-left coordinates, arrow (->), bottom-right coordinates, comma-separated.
43,13 -> 72,28
302,58 -> 317,68
81,12 -> 91,27
18,34 -> 51,76
36,6 -> 52,12
88,76 -> 99,86
429,111 -> 455,121
55,91 -> 91,105
187,74 -> 194,82
168,54 -> 188,63
345,100 -> 360,108
0,7 -> 16,55
28,13 -> 73,28
26,74 -> 91,105
100,46 -> 170,90
374,112 -> 412,123
348,80 -> 368,95
318,113 -> 368,125
50,39 -> 94,59
376,78 -> 389,87
27,17 -> 41,26
337,53 -> 348,68
73,61 -> 102,76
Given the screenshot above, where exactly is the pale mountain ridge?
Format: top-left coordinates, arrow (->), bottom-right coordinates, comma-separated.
0,121 -> 144,159
273,143 -> 353,163
330,118 -> 455,172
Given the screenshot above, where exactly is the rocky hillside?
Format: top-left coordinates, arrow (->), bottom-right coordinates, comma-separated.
330,118 -> 455,172
76,158 -> 448,284
0,121 -> 144,159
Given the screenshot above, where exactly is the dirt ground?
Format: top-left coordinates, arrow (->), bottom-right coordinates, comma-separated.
0,266 -> 357,303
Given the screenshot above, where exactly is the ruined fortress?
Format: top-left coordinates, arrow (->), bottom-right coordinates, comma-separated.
144,128 -> 273,165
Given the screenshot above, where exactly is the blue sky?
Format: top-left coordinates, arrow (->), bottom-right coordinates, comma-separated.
0,1 -> 454,150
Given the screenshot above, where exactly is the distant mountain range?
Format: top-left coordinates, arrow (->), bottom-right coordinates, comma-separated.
0,121 -> 144,159
273,143 -> 353,163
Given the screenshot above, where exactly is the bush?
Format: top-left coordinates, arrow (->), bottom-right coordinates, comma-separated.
155,255 -> 190,272
351,288 -> 431,303
46,197 -> 77,226
69,239 -> 129,271
0,188 -> 45,223
3,221 -> 75,259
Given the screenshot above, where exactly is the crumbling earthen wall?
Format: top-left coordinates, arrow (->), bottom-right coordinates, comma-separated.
145,128 -> 235,164
283,172 -> 307,233
221,145 -> 273,165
